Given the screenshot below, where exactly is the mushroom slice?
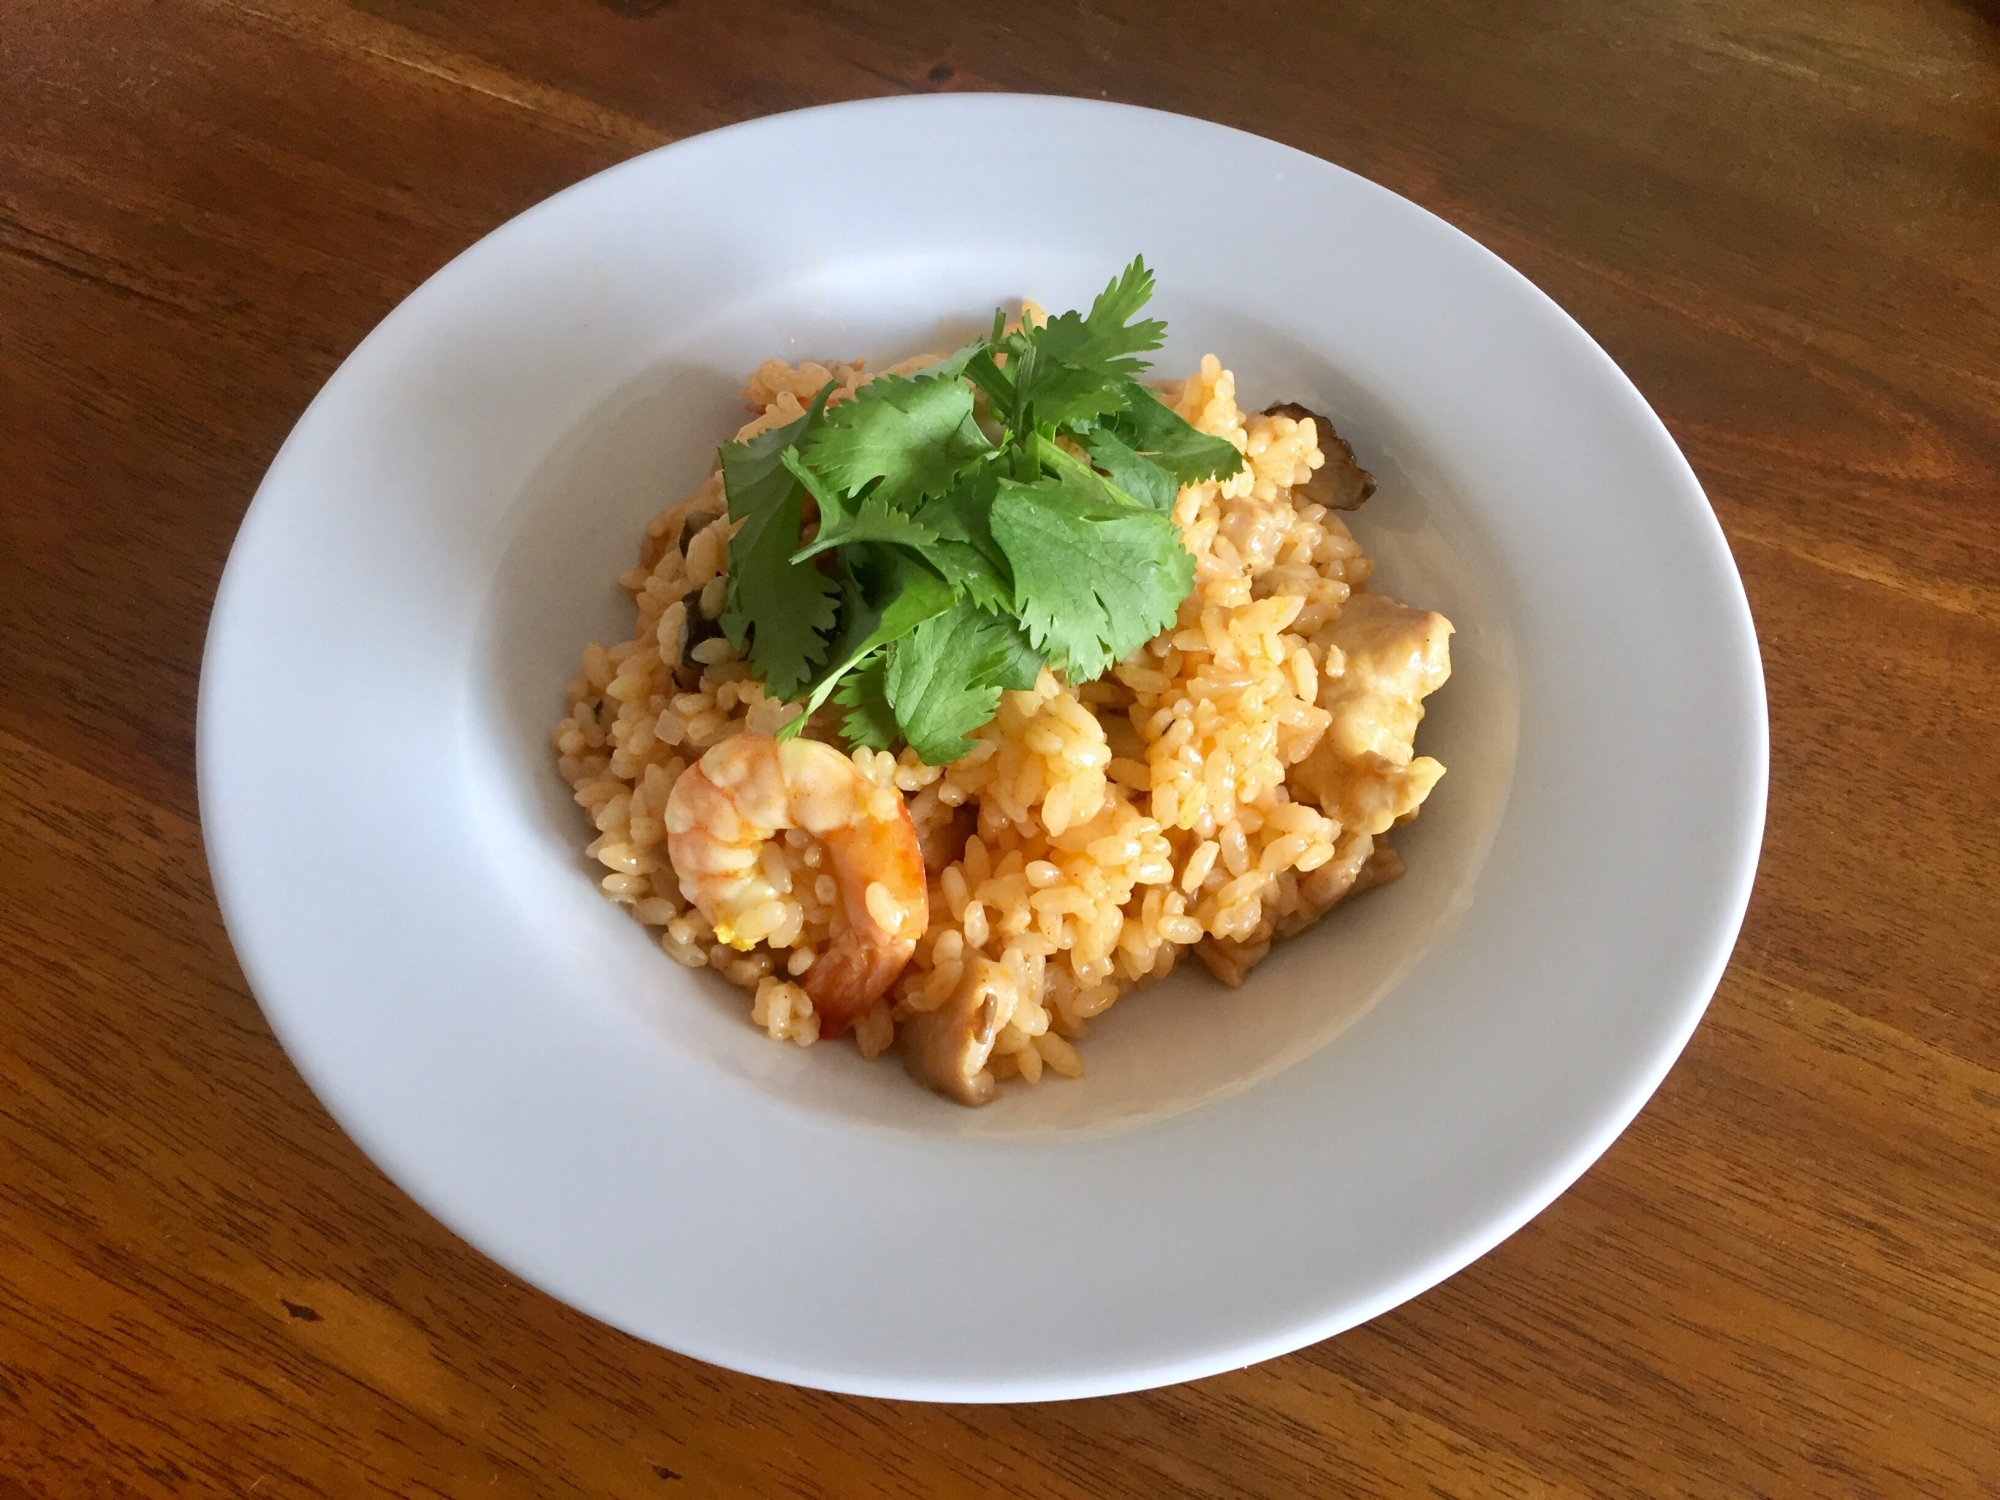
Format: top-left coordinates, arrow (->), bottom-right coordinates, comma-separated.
1262,401 -> 1376,510
899,958 -> 1015,1106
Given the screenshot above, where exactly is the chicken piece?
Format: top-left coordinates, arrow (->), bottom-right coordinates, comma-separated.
1293,592 -> 1453,837
1316,593 -> 1454,763
1263,402 -> 1376,510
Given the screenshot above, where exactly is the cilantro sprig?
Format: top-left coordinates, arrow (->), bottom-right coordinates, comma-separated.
716,256 -> 1243,764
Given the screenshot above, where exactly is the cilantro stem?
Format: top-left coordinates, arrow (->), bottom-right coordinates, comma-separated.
1032,432 -> 1144,510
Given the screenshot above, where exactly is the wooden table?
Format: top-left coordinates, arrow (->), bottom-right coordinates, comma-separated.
5,3 -> 1997,1494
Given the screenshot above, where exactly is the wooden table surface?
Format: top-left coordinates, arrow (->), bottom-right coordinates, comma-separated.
5,2 -> 1998,1495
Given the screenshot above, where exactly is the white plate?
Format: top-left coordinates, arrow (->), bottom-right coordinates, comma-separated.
199,95 -> 1766,1400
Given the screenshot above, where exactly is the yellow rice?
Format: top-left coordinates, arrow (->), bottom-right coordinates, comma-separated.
552,339 -> 1449,1093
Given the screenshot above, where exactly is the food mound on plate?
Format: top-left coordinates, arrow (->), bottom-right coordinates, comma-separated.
552,259 -> 1453,1106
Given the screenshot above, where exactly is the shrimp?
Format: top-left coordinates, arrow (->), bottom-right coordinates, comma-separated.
663,733 -> 928,1038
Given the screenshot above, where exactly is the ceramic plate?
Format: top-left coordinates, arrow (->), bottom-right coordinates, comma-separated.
199,95 -> 1766,1400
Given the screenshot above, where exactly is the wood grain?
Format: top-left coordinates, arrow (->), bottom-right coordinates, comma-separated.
3,1 -> 1996,1494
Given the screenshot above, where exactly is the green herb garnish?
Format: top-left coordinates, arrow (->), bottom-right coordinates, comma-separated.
717,256 -> 1244,763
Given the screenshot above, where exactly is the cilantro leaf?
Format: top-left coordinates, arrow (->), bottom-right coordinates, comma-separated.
911,540 -> 1012,614
1010,359 -> 1132,430
792,493 -> 940,563
1080,426 -> 1178,512
990,467 -> 1194,682
800,368 -> 993,511
1025,257 -> 1167,377
779,442 -> 850,531
1031,432 -> 1151,514
718,412 -> 839,699
1104,379 -> 1244,485
884,601 -> 1044,765
785,547 -> 956,733
982,611 -> 1047,692
833,652 -> 897,751
910,338 -> 990,382
908,465 -> 1014,613
1004,258 -> 1168,428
